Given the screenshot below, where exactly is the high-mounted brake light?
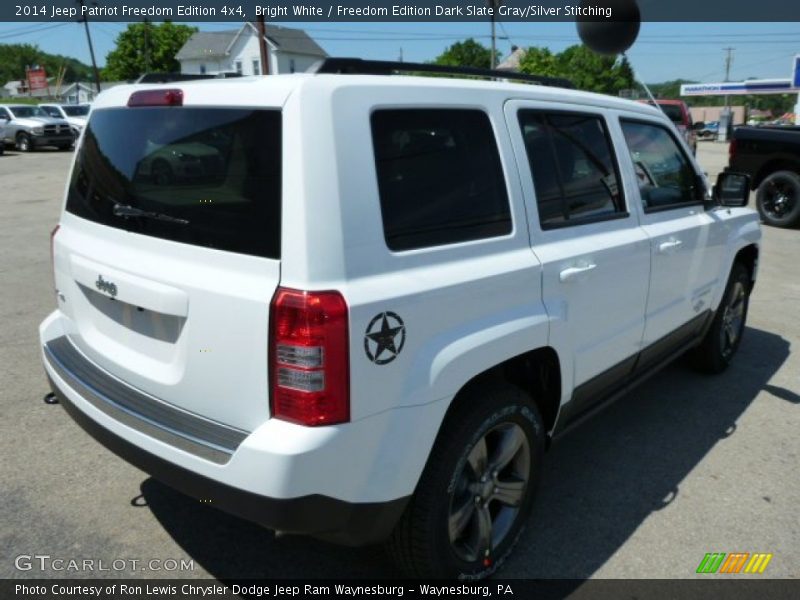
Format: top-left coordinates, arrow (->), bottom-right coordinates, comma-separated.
270,288 -> 350,426
128,89 -> 184,107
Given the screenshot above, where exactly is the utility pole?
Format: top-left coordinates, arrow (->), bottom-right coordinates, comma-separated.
144,18 -> 151,74
399,47 -> 403,63
490,15 -> 496,69
256,16 -> 270,75
487,1 -> 504,69
721,47 -> 735,141
723,47 -> 735,110
76,1 -> 101,94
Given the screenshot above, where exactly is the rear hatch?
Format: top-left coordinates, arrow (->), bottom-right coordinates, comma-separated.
54,87 -> 284,431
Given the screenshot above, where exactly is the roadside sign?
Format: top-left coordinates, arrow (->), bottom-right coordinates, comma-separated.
26,67 -> 48,91
794,55 -> 800,89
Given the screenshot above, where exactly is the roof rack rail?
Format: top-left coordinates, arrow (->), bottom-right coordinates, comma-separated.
310,57 -> 574,89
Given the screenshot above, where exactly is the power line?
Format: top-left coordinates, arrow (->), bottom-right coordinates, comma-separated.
0,22 -> 69,40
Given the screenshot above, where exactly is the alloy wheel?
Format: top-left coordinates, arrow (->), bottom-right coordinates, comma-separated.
762,178 -> 796,220
720,280 -> 746,359
448,422 -> 530,563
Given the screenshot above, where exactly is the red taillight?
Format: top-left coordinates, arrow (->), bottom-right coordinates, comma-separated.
729,139 -> 738,163
50,224 -> 60,282
127,89 -> 183,107
269,287 -> 349,426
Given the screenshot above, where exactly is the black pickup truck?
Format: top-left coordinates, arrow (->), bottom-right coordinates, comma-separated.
729,125 -> 800,227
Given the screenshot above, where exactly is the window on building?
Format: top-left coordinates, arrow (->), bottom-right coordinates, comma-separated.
290,59 -> 296,73
200,64 -> 207,75
371,109 -> 512,251
253,59 -> 261,75
234,61 -> 242,75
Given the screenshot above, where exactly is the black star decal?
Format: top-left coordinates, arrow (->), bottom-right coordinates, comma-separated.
363,312 -> 407,365
366,314 -> 404,362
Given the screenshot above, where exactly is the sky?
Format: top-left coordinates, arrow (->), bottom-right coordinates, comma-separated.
0,20 -> 798,84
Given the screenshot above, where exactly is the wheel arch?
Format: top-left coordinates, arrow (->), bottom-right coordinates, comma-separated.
440,346 -> 563,438
753,158 -> 800,189
734,244 -> 759,291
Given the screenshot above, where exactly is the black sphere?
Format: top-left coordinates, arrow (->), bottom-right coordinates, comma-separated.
576,0 -> 641,56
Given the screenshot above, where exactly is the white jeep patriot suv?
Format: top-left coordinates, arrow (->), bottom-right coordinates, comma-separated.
40,59 -> 760,578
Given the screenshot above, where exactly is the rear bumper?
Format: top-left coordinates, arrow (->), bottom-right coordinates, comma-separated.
38,312 -> 446,546
46,374 -> 406,545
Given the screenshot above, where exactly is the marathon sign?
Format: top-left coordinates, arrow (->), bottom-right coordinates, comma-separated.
794,55 -> 800,89
681,79 -> 798,97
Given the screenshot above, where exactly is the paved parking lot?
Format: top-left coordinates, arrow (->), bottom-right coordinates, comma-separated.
1,144 -> 798,579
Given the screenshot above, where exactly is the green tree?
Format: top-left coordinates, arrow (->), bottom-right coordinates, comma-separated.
104,22 -> 197,81
518,44 -> 635,95
433,38 -> 492,69
516,47 -> 560,78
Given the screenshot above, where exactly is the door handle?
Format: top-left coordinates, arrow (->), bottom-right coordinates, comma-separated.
559,263 -> 597,283
658,239 -> 683,254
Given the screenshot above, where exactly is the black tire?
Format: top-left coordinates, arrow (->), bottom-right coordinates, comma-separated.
756,170 -> 800,228
16,132 -> 33,152
688,262 -> 751,374
386,383 -> 544,578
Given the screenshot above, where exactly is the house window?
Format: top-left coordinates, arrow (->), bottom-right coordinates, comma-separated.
290,59 -> 296,73
252,59 -> 261,75
234,61 -> 242,75
200,64 -> 207,75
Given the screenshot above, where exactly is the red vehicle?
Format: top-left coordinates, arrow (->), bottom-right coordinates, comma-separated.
639,99 -> 701,155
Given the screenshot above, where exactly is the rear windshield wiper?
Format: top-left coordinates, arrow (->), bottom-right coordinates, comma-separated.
112,202 -> 190,225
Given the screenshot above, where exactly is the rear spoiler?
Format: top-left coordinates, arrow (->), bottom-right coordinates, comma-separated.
135,72 -> 242,84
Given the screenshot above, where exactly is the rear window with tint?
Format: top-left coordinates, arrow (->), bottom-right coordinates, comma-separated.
371,109 -> 511,251
66,107 -> 281,259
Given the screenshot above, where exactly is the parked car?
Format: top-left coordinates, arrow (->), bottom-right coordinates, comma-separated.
698,121 -> 719,139
0,104 -> 74,151
41,61 -> 760,579
39,103 -> 90,139
639,99 -> 702,154
729,125 -> 800,227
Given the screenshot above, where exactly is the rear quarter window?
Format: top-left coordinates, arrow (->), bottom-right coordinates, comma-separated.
370,109 -> 512,252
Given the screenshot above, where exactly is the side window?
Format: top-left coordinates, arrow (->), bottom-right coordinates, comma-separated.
518,111 -> 625,228
620,120 -> 702,211
371,109 -> 512,251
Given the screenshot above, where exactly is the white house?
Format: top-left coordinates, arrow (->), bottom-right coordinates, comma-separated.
176,24 -> 327,77
3,80 -> 29,97
59,81 -> 125,104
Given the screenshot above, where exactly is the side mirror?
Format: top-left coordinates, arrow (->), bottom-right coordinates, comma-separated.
692,121 -> 705,131
714,172 -> 750,207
